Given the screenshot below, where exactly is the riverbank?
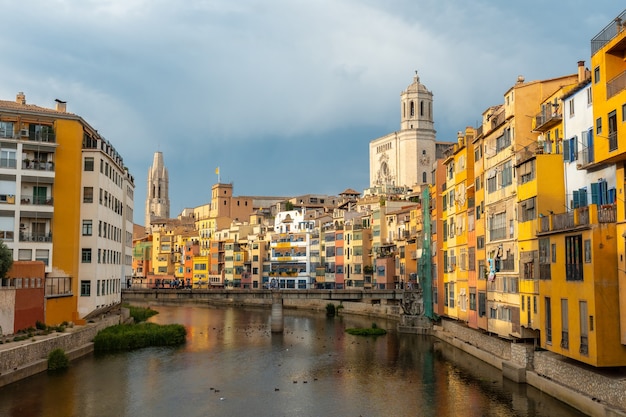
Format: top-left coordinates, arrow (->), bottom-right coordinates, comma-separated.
0,314 -> 123,388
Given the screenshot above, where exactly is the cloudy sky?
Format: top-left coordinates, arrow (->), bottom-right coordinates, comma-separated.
1,0 -> 622,224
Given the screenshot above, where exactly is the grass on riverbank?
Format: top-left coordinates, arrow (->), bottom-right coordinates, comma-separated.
345,323 -> 387,336
124,304 -> 159,322
94,322 -> 186,352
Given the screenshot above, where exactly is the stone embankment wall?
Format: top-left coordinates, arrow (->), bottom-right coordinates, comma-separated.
0,315 -> 121,388
434,319 -> 626,417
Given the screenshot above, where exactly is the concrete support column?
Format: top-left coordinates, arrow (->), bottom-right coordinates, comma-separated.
271,292 -> 284,333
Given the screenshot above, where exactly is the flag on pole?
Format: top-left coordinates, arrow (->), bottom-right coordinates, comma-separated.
215,167 -> 219,175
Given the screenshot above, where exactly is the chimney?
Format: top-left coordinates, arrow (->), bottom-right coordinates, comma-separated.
55,99 -> 67,112
577,61 -> 586,83
16,92 -> 26,105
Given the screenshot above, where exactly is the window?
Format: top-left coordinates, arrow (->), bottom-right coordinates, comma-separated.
580,301 -> 588,355
584,239 -> 591,263
608,110 -> 618,151
545,297 -> 552,344
539,238 -> 551,280
587,87 -> 592,105
490,212 -> 507,241
82,248 -> 92,263
623,103 -> 626,122
501,161 -> 512,187
568,98 -> 575,117
563,136 -> 578,162
469,289 -> 476,311
82,220 -> 93,236
519,159 -> 535,184
593,66 -> 600,84
565,235 -> 583,281
80,280 -> 91,296
84,157 -> 94,171
487,176 -> 497,193
477,236 -> 485,249
449,282 -> 455,308
83,187 -> 93,203
561,299 -> 569,349
478,292 -> 486,317
596,117 -> 602,135
468,247 -> 475,271
519,197 -> 536,222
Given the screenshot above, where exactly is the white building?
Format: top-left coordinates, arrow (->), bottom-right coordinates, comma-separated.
561,63 -> 616,210
78,137 -> 135,317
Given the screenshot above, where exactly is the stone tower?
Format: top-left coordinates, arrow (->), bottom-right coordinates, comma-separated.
369,72 -> 437,189
145,151 -> 170,233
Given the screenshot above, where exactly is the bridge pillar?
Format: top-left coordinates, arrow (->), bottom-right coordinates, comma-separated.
271,292 -> 284,333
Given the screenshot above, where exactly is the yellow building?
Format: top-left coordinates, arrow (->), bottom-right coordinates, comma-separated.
590,9 -> 626,345
471,127 -> 488,331
537,204 -> 626,366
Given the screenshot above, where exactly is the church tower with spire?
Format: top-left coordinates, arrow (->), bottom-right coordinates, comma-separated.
145,151 -> 170,233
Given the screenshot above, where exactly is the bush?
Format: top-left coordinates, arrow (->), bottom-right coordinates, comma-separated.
48,348 -> 69,371
345,323 -> 387,336
94,323 -> 186,352
35,320 -> 47,330
325,303 -> 336,317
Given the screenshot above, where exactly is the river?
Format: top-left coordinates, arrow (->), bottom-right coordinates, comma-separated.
0,305 -> 586,417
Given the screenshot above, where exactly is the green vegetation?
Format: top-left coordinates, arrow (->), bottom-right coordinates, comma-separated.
0,241 -> 13,279
47,348 -> 69,371
326,303 -> 336,316
124,304 -> 159,322
94,322 -> 186,352
345,323 -> 387,336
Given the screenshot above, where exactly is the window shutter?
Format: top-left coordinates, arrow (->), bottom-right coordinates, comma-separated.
563,139 -> 570,162
573,190 -> 580,209
579,188 -> 588,207
590,182 -> 599,205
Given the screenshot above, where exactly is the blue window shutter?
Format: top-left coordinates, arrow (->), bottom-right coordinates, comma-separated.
608,188 -> 616,204
599,180 -> 608,205
573,190 -> 580,208
563,139 -> 570,162
578,188 -> 589,207
572,136 -> 578,160
590,182 -> 600,205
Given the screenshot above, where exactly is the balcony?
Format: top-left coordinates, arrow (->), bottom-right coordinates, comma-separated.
533,109 -> 562,132
607,70 -> 626,99
538,205 -> 601,235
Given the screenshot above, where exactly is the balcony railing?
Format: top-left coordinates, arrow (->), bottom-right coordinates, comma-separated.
20,233 -> 53,242
20,195 -> 54,205
591,10 -> 626,55
581,146 -> 594,166
560,332 -> 569,349
599,204 -> 616,223
553,212 -> 574,229
539,263 -> 551,280
608,131 -> 618,152
22,160 -> 54,171
607,70 -> 626,99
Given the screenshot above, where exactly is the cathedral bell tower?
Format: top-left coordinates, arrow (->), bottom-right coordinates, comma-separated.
145,151 -> 170,233
400,72 -> 434,131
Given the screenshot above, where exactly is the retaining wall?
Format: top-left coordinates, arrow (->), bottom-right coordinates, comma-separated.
0,315 -> 121,388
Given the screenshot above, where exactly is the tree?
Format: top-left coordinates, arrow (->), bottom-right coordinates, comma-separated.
285,201 -> 294,211
0,241 -> 13,278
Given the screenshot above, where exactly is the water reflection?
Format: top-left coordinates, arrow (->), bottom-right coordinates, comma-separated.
0,305 -> 585,417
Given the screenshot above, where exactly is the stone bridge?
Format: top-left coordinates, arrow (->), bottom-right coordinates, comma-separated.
122,288 -> 404,306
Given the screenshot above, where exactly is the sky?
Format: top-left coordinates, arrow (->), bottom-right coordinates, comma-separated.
0,0 -> 623,225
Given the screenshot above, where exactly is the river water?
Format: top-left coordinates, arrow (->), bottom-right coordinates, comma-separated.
0,305 -> 585,417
